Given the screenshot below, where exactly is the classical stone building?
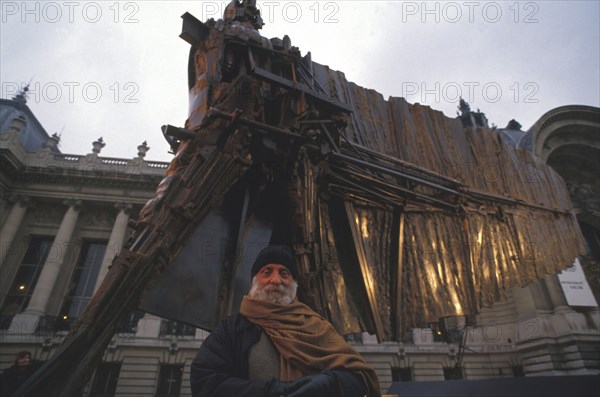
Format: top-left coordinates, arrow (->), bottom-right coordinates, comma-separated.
1,92 -> 598,396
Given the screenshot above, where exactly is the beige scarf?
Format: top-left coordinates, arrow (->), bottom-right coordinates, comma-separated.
240,296 -> 381,396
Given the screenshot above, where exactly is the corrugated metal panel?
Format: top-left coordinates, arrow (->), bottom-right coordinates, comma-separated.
298,63 -> 586,340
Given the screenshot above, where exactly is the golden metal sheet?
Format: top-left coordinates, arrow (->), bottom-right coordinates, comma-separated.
302,63 -> 586,341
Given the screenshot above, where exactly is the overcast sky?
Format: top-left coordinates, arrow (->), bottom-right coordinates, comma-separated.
1,0 -> 598,162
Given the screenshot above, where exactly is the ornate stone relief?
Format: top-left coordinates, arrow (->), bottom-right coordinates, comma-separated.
30,205 -> 63,225
81,208 -> 114,229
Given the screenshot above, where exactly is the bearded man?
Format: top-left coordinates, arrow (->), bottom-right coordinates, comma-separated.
190,245 -> 381,397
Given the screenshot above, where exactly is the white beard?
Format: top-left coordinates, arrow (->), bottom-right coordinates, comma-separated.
248,276 -> 298,305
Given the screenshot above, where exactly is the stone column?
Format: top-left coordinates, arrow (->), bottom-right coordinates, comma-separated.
0,196 -> 30,266
11,199 -> 81,333
94,203 -> 131,292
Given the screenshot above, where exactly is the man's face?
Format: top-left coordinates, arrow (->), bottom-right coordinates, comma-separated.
256,264 -> 293,286
249,263 -> 297,304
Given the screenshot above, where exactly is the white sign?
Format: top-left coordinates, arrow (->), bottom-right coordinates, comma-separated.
558,258 -> 598,307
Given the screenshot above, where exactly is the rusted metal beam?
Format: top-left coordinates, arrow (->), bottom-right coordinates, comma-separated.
207,107 -> 305,139
344,201 -> 386,342
250,65 -> 353,113
331,152 -> 463,196
179,12 -> 210,47
395,213 -> 405,341
342,141 -> 464,188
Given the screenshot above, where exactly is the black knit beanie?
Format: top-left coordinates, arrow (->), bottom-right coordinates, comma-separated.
250,245 -> 298,280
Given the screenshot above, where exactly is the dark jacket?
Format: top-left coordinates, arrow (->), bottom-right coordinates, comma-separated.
190,314 -> 369,397
0,365 -> 34,397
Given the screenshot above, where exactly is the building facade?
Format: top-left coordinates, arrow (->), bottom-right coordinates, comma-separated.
1,94 -> 598,396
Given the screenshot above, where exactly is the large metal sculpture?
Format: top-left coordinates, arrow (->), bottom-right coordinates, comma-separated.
17,1 -> 585,395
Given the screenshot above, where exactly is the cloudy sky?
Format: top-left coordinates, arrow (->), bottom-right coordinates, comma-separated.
1,0 -> 598,162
